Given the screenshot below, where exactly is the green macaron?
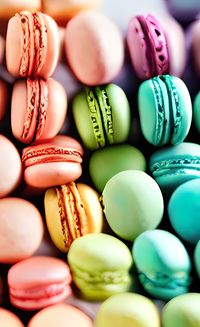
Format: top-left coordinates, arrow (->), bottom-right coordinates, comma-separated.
72,84 -> 131,150
67,233 -> 133,300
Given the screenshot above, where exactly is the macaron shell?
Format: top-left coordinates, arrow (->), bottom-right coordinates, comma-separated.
0,308 -> 24,327
27,304 -> 93,327
65,11 -> 124,85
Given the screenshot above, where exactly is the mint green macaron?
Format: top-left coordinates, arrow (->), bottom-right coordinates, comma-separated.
67,233 -> 133,300
72,84 -> 131,150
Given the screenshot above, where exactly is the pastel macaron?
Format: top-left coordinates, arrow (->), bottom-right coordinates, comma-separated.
0,79 -> 8,121
72,84 -> 130,150
102,170 -> 164,241
68,233 -> 133,300
162,293 -> 200,327
194,240 -> 200,278
89,144 -> 146,192
0,308 -> 24,327
0,0 -> 41,20
6,11 -> 59,78
11,78 -> 67,144
8,256 -> 72,310
133,230 -> 191,300
27,304 -> 93,327
192,19 -> 200,77
168,179 -> 200,244
150,142 -> 200,193
44,182 -> 103,252
0,197 -> 44,263
138,75 -> 192,146
95,293 -> 160,327
65,11 -> 124,85
0,135 -> 22,198
22,135 -> 83,188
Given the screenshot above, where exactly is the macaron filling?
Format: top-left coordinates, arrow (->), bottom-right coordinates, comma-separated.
21,78 -> 48,143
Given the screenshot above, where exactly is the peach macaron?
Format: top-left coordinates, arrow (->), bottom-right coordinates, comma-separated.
0,308 -> 24,327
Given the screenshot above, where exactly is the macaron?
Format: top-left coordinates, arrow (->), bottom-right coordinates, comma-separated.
65,11 -> 124,85
89,144 -> 146,192
8,256 -> 72,310
44,182 -> 103,252
72,84 -> 130,150
0,135 -> 22,198
138,75 -> 192,146
0,79 -> 8,121
193,91 -> 200,132
168,179 -> 200,245
192,19 -> 200,77
150,142 -> 200,193
162,293 -> 200,327
11,78 -> 67,144
102,170 -> 164,241
0,0 -> 41,20
194,240 -> 200,278
0,308 -> 24,327
6,11 -> 59,78
42,0 -> 102,25
27,304 -> 93,327
68,233 -> 133,300
133,230 -> 191,300
22,135 -> 83,188
0,197 -> 44,263
95,293 -> 160,327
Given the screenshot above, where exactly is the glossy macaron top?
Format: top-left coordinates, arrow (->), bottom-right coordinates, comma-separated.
138,75 -> 192,146
95,293 -> 160,327
6,11 -> 59,78
102,170 -> 164,241
0,134 -> 22,198
162,293 -> 200,327
72,84 -> 130,150
22,135 -> 83,188
27,304 -> 93,327
0,308 -> 24,327
0,197 -> 43,264
65,11 -> 124,85
127,14 -> 169,80
133,229 -> 191,300
11,78 -> 67,144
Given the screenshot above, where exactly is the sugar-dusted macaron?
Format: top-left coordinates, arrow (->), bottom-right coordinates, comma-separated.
72,84 -> 130,150
11,78 -> 67,144
8,256 -> 72,310
133,230 -> 191,300
0,79 -> 8,121
95,293 -> 160,327
0,197 -> 44,263
168,179 -> 200,245
65,12 -> 124,85
192,19 -> 200,77
0,308 -> 24,327
0,0 -> 41,20
102,170 -> 164,241
193,91 -> 200,132
138,75 -> 192,146
0,135 -> 22,198
89,144 -> 146,192
162,293 -> 200,327
150,142 -> 200,193
43,0 -> 102,25
22,135 -> 83,188
45,182 -> 103,252
68,233 -> 133,300
27,304 -> 93,327
6,11 -> 59,78
194,240 -> 200,278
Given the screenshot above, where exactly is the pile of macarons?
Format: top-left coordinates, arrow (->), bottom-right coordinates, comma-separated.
0,0 -> 200,326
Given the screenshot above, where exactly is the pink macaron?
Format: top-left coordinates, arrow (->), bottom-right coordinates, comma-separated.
0,79 -> 8,121
65,11 -> 124,85
0,308 -> 24,327
0,135 -> 22,198
6,11 -> 59,78
0,197 -> 44,263
22,135 -> 83,188
8,256 -> 72,310
191,19 -> 200,76
11,78 -> 67,144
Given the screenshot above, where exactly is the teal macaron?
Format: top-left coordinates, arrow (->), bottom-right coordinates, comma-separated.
67,233 -> 133,301
132,229 -> 191,301
194,240 -> 200,278
150,142 -> 200,193
138,75 -> 192,146
89,144 -> 146,192
102,170 -> 164,241
72,84 -> 131,150
168,179 -> 200,245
